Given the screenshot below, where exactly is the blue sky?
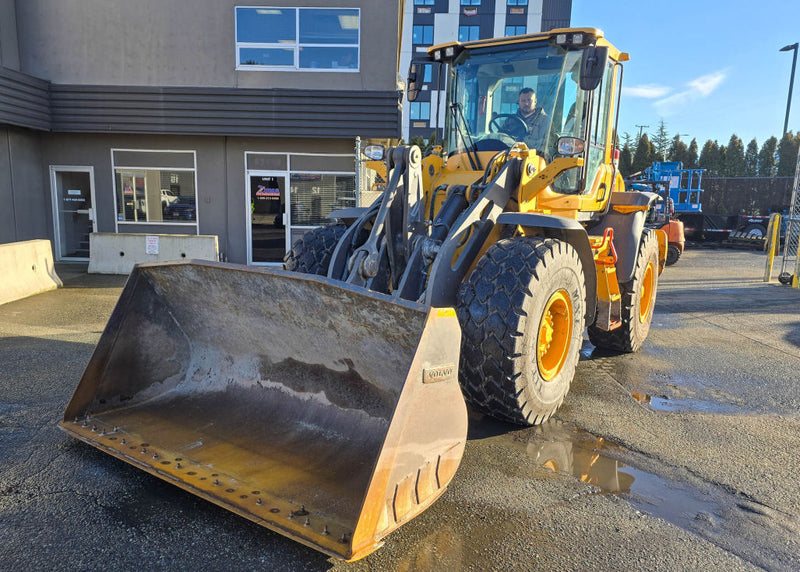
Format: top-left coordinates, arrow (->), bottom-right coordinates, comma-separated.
571,0 -> 800,148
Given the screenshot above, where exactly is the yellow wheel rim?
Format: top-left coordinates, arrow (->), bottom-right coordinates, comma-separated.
639,262 -> 655,323
537,289 -> 573,381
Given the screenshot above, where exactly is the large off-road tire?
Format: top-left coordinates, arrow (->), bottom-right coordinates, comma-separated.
456,237 -> 586,426
588,229 -> 660,353
284,224 -> 346,276
665,244 -> 681,266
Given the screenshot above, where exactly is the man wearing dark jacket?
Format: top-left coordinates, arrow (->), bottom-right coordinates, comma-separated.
503,87 -> 549,150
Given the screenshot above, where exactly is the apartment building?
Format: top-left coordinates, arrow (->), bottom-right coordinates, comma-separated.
400,0 -> 571,141
0,1 -> 402,265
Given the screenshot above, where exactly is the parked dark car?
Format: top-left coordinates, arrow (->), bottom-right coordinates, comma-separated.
164,196 -> 196,220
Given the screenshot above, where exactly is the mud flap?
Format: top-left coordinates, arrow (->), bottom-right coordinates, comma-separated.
59,260 -> 467,561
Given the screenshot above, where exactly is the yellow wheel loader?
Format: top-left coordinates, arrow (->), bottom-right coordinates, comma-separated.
60,28 -> 667,562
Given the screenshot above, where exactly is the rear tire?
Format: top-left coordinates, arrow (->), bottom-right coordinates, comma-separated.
665,244 -> 681,266
284,224 -> 346,276
742,223 -> 767,237
456,237 -> 585,426
588,229 -> 660,353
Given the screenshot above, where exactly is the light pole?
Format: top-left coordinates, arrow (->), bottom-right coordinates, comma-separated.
780,43 -> 798,135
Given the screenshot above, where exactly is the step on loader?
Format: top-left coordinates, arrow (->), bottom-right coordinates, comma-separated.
61,28 -> 667,561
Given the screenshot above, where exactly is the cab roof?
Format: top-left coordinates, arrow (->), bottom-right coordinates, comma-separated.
427,27 -> 628,63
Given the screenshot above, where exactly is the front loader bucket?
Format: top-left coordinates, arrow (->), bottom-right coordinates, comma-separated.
59,261 -> 467,561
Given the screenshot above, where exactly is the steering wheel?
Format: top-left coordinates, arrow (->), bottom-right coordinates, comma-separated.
489,114 -> 528,138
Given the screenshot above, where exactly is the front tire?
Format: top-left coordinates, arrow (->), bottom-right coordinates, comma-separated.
589,229 -> 660,352
456,237 -> 585,426
284,224 -> 346,276
665,244 -> 681,266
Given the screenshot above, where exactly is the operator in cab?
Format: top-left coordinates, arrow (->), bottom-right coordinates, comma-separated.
502,87 -> 549,150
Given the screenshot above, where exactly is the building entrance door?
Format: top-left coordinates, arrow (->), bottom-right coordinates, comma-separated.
49,166 -> 97,261
248,172 -> 288,264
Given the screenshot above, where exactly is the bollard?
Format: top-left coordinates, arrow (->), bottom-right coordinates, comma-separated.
763,213 -> 781,282
794,236 -> 800,288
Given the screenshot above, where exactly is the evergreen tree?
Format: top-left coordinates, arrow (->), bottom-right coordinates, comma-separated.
777,131 -> 800,176
631,134 -> 655,174
744,138 -> 759,176
650,119 -> 670,162
723,134 -> 746,176
686,139 -> 699,168
618,143 -> 633,177
667,135 -> 689,164
758,136 -> 778,177
620,132 -> 634,151
698,140 -> 723,175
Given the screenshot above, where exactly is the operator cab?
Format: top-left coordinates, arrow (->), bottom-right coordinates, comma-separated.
446,41 -> 586,158
408,29 -> 623,196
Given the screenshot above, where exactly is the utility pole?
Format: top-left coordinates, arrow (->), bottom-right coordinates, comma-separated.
635,124 -> 649,140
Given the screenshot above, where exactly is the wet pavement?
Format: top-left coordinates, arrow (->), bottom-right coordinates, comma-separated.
2,250 -> 800,570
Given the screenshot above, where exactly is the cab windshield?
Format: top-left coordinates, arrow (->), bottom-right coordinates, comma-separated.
447,43 -> 585,160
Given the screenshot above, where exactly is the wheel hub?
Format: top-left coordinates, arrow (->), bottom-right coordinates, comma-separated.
537,289 -> 573,381
639,262 -> 655,323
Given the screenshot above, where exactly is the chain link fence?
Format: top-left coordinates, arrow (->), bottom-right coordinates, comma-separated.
779,148 -> 800,281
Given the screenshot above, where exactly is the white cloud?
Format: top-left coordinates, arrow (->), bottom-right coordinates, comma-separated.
654,70 -> 727,115
623,84 -> 671,98
688,72 -> 726,96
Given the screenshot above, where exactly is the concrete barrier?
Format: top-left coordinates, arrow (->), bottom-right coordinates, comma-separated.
0,240 -> 63,305
88,233 -> 219,275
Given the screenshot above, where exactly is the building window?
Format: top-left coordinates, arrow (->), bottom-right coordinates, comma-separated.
507,0 -> 528,5
410,101 -> 431,121
289,172 -> 355,228
112,150 -> 197,225
505,25 -> 527,36
458,25 -> 480,42
413,25 -> 434,45
423,64 -> 432,83
235,7 -> 360,71
460,0 -> 481,5
414,0 -> 435,4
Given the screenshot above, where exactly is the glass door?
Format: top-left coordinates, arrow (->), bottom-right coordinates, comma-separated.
50,166 -> 97,261
248,172 -> 288,264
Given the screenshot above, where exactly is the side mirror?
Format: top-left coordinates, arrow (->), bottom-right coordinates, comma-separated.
364,145 -> 385,161
557,136 -> 585,156
579,46 -> 609,91
407,62 -> 422,103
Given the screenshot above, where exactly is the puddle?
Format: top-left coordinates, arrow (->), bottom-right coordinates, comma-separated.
516,420 -> 723,529
630,392 -> 743,414
578,338 -> 749,415
513,419 -> 799,570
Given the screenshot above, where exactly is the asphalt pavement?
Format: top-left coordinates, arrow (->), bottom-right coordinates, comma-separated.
1,249 -> 798,571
